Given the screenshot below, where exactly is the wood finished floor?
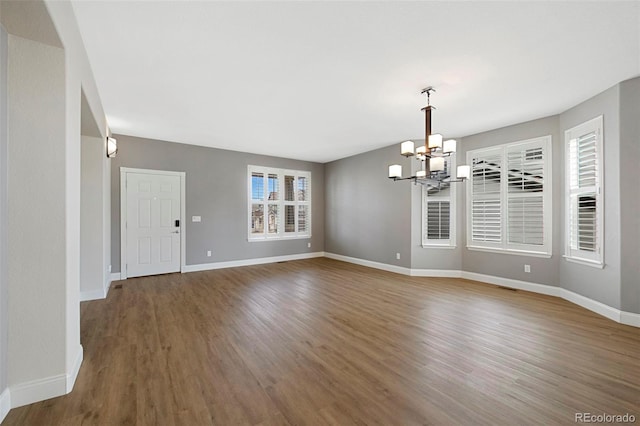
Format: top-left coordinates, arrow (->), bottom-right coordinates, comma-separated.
4,258 -> 639,425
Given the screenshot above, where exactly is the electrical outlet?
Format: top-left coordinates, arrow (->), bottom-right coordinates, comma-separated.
307,242 -> 311,248
192,216 -> 201,222
396,253 -> 401,260
207,250 -> 211,257
524,264 -> 531,273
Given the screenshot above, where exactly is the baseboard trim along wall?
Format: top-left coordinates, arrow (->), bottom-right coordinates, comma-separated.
80,288 -> 106,302
110,272 -> 121,282
324,252 -> 412,275
7,345 -> 83,409
0,388 -> 10,424
182,252 -> 326,273
460,271 -> 562,298
324,252 -> 639,328
9,373 -> 67,409
620,311 -> 640,327
67,345 -> 83,393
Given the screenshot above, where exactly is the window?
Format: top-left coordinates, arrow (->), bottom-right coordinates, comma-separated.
423,155 -> 455,247
466,136 -> 552,256
248,166 -> 311,240
565,116 -> 603,267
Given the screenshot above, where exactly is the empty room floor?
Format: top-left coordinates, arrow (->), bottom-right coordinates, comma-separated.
4,258 -> 639,425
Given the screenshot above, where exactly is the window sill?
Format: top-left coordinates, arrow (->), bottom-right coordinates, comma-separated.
466,245 -> 552,258
563,255 -> 604,269
248,235 -> 311,243
421,244 -> 457,250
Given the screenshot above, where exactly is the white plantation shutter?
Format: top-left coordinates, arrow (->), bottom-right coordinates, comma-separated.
506,144 -> 545,248
423,156 -> 455,246
565,117 -> 602,264
472,199 -> 501,242
426,201 -> 450,239
467,136 -> 551,255
248,166 -> 311,240
470,150 -> 502,246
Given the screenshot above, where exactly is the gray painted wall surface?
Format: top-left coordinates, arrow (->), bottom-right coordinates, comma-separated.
7,35 -> 67,384
80,136 -> 105,296
111,135 -> 324,272
459,116 -> 562,286
325,144 -> 411,268
0,22 -> 8,395
558,85 -> 622,309
618,78 -> 640,314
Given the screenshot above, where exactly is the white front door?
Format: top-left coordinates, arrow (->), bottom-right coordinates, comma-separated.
124,171 -> 181,278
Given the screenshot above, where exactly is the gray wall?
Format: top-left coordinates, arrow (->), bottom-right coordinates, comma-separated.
111,135 -> 325,272
618,78 -> 640,314
459,116 -> 562,286
0,21 -> 8,397
325,144 -> 411,268
558,85 -> 622,309
7,34 -> 67,385
80,136 -> 105,298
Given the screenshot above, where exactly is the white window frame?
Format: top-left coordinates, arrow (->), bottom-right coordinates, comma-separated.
466,136 -> 552,257
564,116 -> 604,268
248,165 -> 311,241
422,154 -> 456,248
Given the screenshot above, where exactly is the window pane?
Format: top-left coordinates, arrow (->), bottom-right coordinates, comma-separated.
427,158 -> 452,196
298,205 -> 308,233
251,204 -> 264,234
571,193 -> 597,252
268,174 -> 279,200
298,176 -> 308,201
472,154 -> 501,194
251,172 -> 264,200
284,205 -> 295,233
267,204 -> 278,234
284,175 -> 295,201
507,147 -> 544,193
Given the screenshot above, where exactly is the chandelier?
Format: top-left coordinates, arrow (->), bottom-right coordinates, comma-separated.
388,87 -> 470,187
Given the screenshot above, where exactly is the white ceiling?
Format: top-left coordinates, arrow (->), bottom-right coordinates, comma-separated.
72,1 -> 639,163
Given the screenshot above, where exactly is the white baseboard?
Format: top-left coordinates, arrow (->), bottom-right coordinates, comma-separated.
0,388 -> 10,424
66,345 -> 83,393
80,288 -> 106,302
324,252 -> 411,275
324,253 -> 639,328
183,251 -> 326,273
110,272 -> 121,282
559,288 -> 621,323
620,311 -> 640,327
9,345 -> 83,408
460,271 -> 562,297
9,373 -> 67,409
411,269 -> 462,278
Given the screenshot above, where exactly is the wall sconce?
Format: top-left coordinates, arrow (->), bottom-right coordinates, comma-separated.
106,137 -> 117,158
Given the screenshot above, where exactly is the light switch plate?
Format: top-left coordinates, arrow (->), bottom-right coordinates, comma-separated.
192,216 -> 201,222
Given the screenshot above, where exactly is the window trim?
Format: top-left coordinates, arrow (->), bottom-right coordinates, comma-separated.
466,136 -> 552,256
247,165 -> 311,241
564,116 -> 604,267
422,154 -> 456,248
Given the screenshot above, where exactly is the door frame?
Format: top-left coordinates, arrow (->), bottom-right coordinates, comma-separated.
120,167 -> 186,280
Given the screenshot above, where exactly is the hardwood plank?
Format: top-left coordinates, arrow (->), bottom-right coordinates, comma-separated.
3,258 -> 639,425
